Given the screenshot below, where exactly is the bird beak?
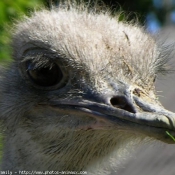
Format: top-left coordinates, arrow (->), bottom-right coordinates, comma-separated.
78,99 -> 175,144
131,95 -> 175,143
44,88 -> 175,144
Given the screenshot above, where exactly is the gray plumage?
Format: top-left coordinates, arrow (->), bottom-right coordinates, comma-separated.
0,2 -> 175,175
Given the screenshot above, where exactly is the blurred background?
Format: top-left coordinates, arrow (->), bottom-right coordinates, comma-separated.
0,0 -> 175,175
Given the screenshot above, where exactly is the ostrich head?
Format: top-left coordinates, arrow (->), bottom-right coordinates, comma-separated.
0,2 -> 175,174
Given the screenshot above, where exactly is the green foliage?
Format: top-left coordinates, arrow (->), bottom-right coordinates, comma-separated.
166,131 -> 175,142
0,0 -> 43,61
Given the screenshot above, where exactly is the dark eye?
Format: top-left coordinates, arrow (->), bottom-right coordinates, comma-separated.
26,61 -> 63,87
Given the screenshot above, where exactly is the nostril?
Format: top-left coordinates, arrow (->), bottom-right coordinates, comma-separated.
110,96 -> 136,113
110,96 -> 126,108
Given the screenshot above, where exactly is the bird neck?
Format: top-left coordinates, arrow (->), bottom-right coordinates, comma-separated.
1,128 -> 125,171
1,124 -> 140,173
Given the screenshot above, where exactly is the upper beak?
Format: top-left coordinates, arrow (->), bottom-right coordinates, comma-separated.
42,85 -> 175,144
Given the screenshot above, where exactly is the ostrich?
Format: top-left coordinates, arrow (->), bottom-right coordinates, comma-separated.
0,2 -> 175,174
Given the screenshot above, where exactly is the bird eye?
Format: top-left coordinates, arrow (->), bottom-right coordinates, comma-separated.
26,61 -> 63,87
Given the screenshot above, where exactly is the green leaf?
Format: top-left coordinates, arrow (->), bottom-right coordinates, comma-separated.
166,131 -> 175,142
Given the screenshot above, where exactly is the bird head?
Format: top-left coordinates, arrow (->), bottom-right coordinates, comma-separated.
0,3 -> 175,171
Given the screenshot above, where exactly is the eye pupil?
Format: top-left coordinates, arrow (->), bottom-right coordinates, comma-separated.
27,62 -> 63,87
